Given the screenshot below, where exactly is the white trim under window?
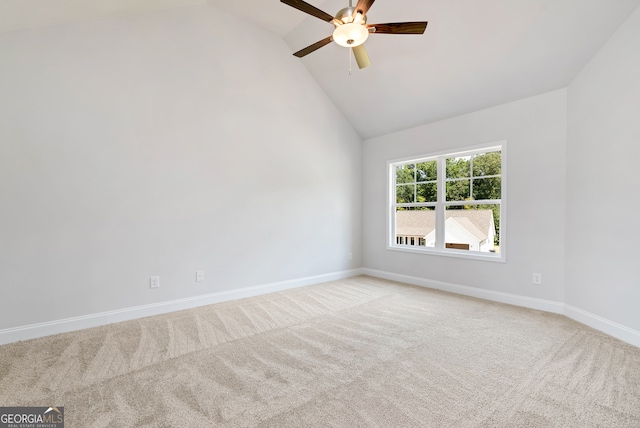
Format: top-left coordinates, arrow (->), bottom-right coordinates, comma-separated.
387,142 -> 506,262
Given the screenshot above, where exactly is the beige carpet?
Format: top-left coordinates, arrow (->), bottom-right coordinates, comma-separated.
1,276 -> 639,427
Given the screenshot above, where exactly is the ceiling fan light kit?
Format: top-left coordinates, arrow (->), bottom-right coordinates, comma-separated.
333,23 -> 369,47
282,0 -> 428,69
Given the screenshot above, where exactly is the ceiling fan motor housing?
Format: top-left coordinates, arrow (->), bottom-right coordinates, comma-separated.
334,7 -> 366,25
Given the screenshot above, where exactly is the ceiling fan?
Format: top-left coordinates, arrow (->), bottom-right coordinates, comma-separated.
281,0 -> 428,69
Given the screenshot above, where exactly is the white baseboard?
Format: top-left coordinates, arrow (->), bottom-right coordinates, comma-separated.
0,269 -> 364,346
362,268 -> 565,313
5,268 -> 639,350
564,305 -> 640,349
362,268 -> 640,349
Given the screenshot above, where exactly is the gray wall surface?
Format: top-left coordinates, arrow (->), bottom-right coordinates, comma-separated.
0,5 -> 362,330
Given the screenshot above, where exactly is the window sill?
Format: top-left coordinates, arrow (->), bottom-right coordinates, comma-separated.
387,245 -> 506,263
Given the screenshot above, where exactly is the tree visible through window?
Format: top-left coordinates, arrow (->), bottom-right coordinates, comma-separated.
389,144 -> 505,260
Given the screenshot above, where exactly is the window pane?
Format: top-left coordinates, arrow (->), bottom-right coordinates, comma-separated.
389,145 -> 504,260
417,182 -> 437,202
446,156 -> 470,179
445,205 -> 500,252
446,179 -> 470,201
416,161 -> 437,182
395,207 -> 436,248
472,151 -> 501,177
396,164 -> 415,184
396,184 -> 415,203
472,177 -> 501,200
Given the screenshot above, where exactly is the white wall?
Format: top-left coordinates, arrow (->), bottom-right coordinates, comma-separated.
363,89 -> 567,303
0,5 -> 362,331
566,6 -> 640,331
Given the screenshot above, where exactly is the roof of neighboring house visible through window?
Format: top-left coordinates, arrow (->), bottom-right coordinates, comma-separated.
395,209 -> 494,240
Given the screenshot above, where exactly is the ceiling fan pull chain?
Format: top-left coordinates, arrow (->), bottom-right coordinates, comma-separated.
349,48 -> 353,75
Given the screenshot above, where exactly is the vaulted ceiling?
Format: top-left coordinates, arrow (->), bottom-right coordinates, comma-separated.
2,0 -> 639,139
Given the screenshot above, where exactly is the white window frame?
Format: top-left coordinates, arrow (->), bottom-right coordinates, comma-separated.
387,141 -> 506,263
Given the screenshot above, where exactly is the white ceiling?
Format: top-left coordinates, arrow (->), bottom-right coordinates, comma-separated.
3,0 -> 640,139
0,0 -> 206,33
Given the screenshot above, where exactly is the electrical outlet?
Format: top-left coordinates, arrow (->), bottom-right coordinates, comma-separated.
150,276 -> 160,289
532,273 -> 542,285
348,252 -> 353,261
196,271 -> 205,282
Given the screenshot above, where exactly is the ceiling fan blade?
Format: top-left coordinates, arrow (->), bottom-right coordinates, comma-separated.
369,22 -> 428,34
293,36 -> 333,58
281,0 -> 334,23
352,45 -> 371,69
353,0 -> 375,17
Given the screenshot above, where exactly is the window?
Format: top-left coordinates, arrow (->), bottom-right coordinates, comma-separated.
389,143 -> 505,261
